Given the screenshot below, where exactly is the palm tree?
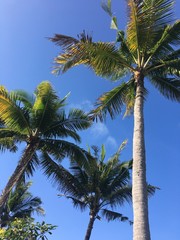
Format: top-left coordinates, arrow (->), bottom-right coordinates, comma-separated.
41,142 -> 134,240
0,81 -> 92,214
0,181 -> 44,228
50,1 -> 180,239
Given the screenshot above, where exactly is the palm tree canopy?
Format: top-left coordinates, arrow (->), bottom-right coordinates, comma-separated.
0,181 -> 44,228
50,0 -> 180,119
42,140 -> 156,221
0,81 -> 92,179
42,141 -> 135,223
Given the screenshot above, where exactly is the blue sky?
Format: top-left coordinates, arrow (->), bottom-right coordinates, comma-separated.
0,0 -> 180,239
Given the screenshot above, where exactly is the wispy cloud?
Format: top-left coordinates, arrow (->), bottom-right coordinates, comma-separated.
105,136 -> 118,149
69,100 -> 93,112
71,100 -> 118,151
91,122 -> 109,137
90,122 -> 118,150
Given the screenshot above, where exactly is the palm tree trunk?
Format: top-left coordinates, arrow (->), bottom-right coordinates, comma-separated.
0,143 -> 39,215
84,213 -> 96,240
132,74 -> 150,240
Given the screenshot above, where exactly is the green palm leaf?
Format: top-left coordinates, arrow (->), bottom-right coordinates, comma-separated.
146,21 -> 180,66
90,80 -> 135,121
107,186 -> 132,207
11,90 -> 34,110
60,195 -> 87,211
127,0 -> 174,58
149,76 -> 180,101
101,208 -> 132,224
0,129 -> 25,152
24,152 -> 39,178
0,81 -> 91,212
49,33 -> 79,48
0,87 -> 31,134
1,181 -> 44,227
66,108 -> 92,131
40,152 -> 87,199
51,33 -> 132,78
32,81 -> 60,131
39,139 -> 91,162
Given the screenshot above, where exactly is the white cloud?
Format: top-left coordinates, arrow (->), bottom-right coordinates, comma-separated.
91,122 -> 109,137
105,136 -> 118,149
69,100 -> 93,112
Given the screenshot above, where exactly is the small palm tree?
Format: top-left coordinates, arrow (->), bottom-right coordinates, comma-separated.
0,181 -> 44,228
50,1 -> 180,239
0,81 -> 92,213
41,141 -> 133,240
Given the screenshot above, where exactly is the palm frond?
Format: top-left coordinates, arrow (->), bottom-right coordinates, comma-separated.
85,42 -> 130,79
146,21 -> 180,66
100,144 -> 106,162
52,32 -> 132,79
69,165 -> 89,187
39,139 -> 91,164
147,56 -> 180,76
32,81 -> 60,131
147,184 -> 160,197
40,152 -> 87,198
0,128 -> 27,152
10,90 -> 34,110
106,186 -> 132,208
98,158 -> 131,204
49,34 -> 79,48
102,1 -> 137,63
117,31 -> 137,65
90,80 -> 135,121
99,154 -> 131,196
126,0 -> 142,56
46,125 -> 81,142
0,87 -> 31,134
24,153 -> 39,178
67,108 -> 92,130
107,140 -> 128,164
51,32 -> 92,74
101,0 -> 112,17
127,0 -> 174,59
11,196 -> 44,218
59,195 -> 87,211
101,208 -> 132,224
0,138 -> 18,153
43,110 -> 82,142
1,181 -> 44,227
149,76 -> 180,102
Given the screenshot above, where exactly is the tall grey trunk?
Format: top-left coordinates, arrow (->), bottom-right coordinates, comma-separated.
132,75 -> 150,240
0,143 -> 38,215
84,212 -> 96,240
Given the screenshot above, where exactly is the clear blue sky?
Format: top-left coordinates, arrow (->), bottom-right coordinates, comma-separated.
0,0 -> 180,239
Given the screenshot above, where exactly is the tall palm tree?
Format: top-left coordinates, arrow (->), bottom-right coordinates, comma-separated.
50,1 -> 180,239
41,142 -> 134,240
0,81 -> 92,214
0,181 -> 44,228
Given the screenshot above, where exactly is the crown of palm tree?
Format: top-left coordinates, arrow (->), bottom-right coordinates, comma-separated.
41,142 -> 133,240
50,0 -> 180,119
0,81 -> 92,211
0,181 -> 44,228
0,81 -> 91,176
41,141 -> 156,240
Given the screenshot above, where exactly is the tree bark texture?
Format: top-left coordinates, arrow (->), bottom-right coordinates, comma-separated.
84,213 -> 96,240
0,143 -> 39,215
132,76 -> 151,240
